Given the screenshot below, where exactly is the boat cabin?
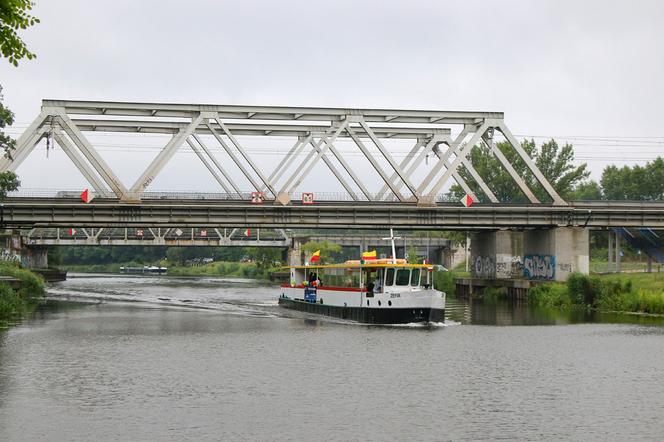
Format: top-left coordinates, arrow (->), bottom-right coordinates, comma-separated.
286,260 -> 434,296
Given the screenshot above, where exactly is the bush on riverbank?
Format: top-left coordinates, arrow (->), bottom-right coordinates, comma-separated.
0,262 -> 46,324
529,272 -> 664,315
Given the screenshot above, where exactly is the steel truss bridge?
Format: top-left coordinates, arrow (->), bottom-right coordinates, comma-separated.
3,99 -> 567,205
3,100 -> 664,230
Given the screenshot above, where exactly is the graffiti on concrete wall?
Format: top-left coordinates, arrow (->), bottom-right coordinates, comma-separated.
473,256 -> 496,278
523,255 -> 556,280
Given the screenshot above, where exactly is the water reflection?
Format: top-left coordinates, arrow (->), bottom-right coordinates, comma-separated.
445,296 -> 664,327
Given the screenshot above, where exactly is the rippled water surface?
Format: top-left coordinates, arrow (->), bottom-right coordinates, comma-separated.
1,274 -> 664,441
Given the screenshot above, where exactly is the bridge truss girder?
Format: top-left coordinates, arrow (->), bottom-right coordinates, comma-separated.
2,100 -> 566,205
22,227 -> 290,247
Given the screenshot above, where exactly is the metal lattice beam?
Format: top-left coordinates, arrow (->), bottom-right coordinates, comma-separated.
3,99 -> 566,206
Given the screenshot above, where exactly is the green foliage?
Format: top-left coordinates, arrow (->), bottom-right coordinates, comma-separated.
0,281 -> 24,321
528,272 -> 664,315
448,138 -> 589,203
0,0 -> 39,66
302,240 -> 341,264
568,180 -> 602,200
529,282 -> 572,308
433,269 -> 455,295
0,261 -> 44,297
601,157 -> 664,201
244,247 -> 282,269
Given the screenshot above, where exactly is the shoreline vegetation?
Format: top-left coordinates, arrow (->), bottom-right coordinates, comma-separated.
447,271 -> 664,316
61,260 -> 274,280
0,262 -> 46,327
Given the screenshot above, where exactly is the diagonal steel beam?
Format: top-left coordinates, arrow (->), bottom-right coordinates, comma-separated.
130,113 -> 204,197
358,119 -> 420,199
497,122 -> 566,206
0,110 -> 50,172
206,120 -> 264,197
214,118 -> 277,197
308,138 -> 359,201
276,121 -> 347,196
445,142 -> 499,203
191,134 -> 242,197
416,125 -> 473,195
185,137 -> 233,195
56,112 -> 129,199
264,136 -> 310,191
282,120 -> 348,195
375,139 -> 426,200
482,133 -> 538,203
346,125 -> 407,202
316,133 -> 373,200
53,128 -> 109,195
423,122 -> 491,198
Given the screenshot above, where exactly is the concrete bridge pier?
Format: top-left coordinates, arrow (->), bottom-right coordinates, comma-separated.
470,227 -> 589,282
21,246 -> 48,269
287,238 -> 304,267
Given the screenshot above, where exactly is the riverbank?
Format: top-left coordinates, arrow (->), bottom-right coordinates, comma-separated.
0,262 -> 46,326
60,261 -> 274,280
522,272 -> 664,315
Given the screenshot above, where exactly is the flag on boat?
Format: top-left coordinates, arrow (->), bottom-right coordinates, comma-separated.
310,250 -> 321,263
362,250 -> 377,260
243,228 -> 251,237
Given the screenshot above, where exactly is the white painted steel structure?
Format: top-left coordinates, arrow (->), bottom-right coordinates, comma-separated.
2,100 -> 566,205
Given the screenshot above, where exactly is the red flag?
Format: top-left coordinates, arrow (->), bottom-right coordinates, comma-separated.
80,188 -> 95,203
243,228 -> 251,237
310,250 -> 321,263
68,228 -> 76,236
460,194 -> 474,208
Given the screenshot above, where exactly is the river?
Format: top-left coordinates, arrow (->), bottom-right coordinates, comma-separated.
1,274 -> 664,441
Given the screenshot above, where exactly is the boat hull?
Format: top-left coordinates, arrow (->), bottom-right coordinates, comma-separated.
278,297 -> 445,324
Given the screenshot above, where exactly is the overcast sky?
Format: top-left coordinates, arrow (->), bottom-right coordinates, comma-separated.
1,0 -> 663,195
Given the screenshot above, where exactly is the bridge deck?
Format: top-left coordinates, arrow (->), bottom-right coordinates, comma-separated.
2,198 -> 663,229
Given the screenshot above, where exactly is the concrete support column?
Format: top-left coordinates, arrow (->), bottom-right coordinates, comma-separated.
608,230 -> 614,273
469,230 -> 523,279
615,232 -> 622,273
21,246 -> 48,269
287,238 -> 304,266
523,227 -> 589,282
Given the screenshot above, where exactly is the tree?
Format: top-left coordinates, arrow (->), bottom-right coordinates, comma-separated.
1,1 -> 38,198
244,247 -> 283,269
568,180 -> 602,200
601,157 -> 664,201
448,138 -> 590,203
0,0 -> 39,66
301,240 -> 341,264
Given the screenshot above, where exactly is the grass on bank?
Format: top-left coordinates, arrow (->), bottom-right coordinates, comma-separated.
0,262 -> 46,325
529,272 -> 664,315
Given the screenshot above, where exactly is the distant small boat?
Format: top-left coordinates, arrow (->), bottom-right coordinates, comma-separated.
119,266 -> 168,275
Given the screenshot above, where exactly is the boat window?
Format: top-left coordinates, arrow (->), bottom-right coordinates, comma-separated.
395,268 -> 410,286
385,268 -> 395,286
410,268 -> 420,286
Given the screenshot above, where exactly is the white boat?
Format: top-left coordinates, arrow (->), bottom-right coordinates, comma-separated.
279,258 -> 445,324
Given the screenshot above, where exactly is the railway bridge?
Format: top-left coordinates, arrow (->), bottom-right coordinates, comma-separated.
2,100 -> 663,281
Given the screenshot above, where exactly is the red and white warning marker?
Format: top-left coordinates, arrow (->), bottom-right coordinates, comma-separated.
460,194 -> 474,208
80,188 -> 95,203
243,228 -> 251,237
68,228 -> 77,236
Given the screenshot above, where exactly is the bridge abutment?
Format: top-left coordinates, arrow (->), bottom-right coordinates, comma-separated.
21,246 -> 49,269
470,227 -> 589,282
